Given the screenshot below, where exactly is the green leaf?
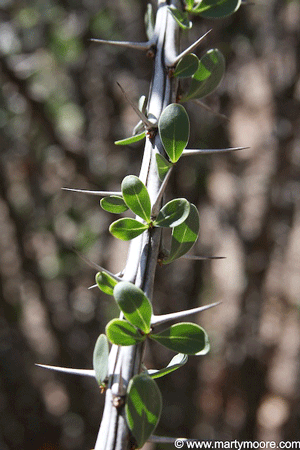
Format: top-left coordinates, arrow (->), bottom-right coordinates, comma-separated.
93,334 -> 109,386
106,319 -> 145,346
168,6 -> 192,29
100,196 -> 129,214
148,353 -> 188,379
144,3 -> 155,40
150,322 -> 208,354
185,0 -> 196,10
113,281 -> 152,334
125,373 -> 162,448
114,131 -> 146,146
192,0 -> 242,18
174,54 -> 199,78
109,218 -> 148,241
155,153 -> 173,181
163,203 -> 199,264
154,198 -> 190,228
158,104 -> 190,163
96,271 -> 118,296
121,175 -> 151,223
183,49 -> 225,101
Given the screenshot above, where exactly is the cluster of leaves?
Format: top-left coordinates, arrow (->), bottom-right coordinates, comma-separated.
174,49 -> 225,101
100,103 -> 200,264
92,280 -> 209,447
170,0 -> 242,30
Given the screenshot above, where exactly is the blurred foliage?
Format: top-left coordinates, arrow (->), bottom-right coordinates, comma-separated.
0,0 -> 300,449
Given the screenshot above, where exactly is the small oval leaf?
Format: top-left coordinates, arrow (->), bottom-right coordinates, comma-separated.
154,198 -> 190,228
174,54 -> 199,78
148,353 -> 188,379
125,373 -> 162,449
192,0 -> 242,18
106,319 -> 145,346
168,6 -> 192,29
114,281 -> 152,334
163,203 -> 199,264
114,131 -> 146,146
93,334 -> 109,386
183,49 -> 225,101
100,196 -> 128,214
158,104 -> 190,163
96,272 -> 118,296
155,153 -> 173,181
109,218 -> 148,241
150,322 -> 208,355
121,175 -> 151,223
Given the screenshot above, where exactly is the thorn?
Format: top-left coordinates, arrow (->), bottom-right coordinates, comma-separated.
151,165 -> 173,218
116,82 -> 156,130
192,99 -> 230,121
181,254 -> 226,260
74,251 -> 122,282
149,436 -> 187,444
151,301 -> 221,326
181,147 -> 249,157
35,364 -> 95,377
88,284 -> 98,290
171,29 -> 212,66
61,187 -> 122,197
90,38 -> 152,51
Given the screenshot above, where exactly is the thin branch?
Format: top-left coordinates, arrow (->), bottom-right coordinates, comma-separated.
171,29 -> 212,66
36,364 -> 95,377
151,165 -> 173,218
192,99 -> 229,121
182,146 -> 249,157
117,82 -> 157,129
62,187 -> 122,197
151,301 -> 221,326
90,38 -> 152,51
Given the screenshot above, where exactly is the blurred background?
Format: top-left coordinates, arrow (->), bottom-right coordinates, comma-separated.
0,0 -> 299,449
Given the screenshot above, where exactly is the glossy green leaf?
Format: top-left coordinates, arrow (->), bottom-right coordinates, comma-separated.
154,198 -> 190,228
100,196 -> 128,214
150,322 -> 208,354
96,271 -> 117,296
113,281 -> 152,334
114,131 -> 146,146
183,49 -> 225,101
93,334 -> 109,386
148,353 -> 188,379
144,3 -> 155,40
106,319 -> 145,346
156,153 -> 173,181
174,54 -> 199,78
158,104 -> 190,163
192,0 -> 242,18
168,6 -> 192,29
163,203 -> 199,264
125,373 -> 162,449
121,175 -> 151,223
109,218 -> 148,241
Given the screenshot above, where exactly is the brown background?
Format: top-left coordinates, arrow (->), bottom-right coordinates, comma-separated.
0,0 -> 299,449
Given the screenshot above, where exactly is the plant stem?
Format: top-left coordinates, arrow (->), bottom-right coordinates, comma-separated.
94,2 -> 180,449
